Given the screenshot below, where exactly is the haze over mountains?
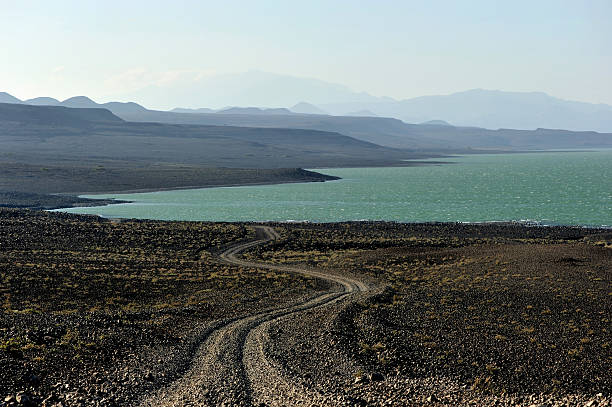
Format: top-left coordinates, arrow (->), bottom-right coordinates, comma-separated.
0,102 -> 408,169
5,71 -> 612,132
108,71 -> 612,132
320,89 -> 612,133
0,92 -> 148,115
1,101 -> 423,200
118,71 -> 391,110
2,90 -> 612,202
3,90 -> 612,151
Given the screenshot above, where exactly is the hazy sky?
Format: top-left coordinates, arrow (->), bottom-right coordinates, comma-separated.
1,0 -> 610,108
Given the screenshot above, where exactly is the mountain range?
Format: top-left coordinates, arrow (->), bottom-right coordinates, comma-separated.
2,91 -> 612,151
319,89 -> 612,133
117,70 -> 391,110
107,71 -> 612,132
0,102 -> 410,170
0,92 -> 148,115
5,69 -> 612,132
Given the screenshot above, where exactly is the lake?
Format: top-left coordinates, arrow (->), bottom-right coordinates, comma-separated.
57,151 -> 612,227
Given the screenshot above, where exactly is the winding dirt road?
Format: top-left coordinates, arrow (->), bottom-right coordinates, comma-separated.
140,226 -> 369,406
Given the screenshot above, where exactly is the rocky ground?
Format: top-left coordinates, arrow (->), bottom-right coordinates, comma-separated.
1,212 -> 610,406
0,210 -> 325,406
244,222 -> 611,406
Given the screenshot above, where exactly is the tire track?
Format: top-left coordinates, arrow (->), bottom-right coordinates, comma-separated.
140,226 -> 368,406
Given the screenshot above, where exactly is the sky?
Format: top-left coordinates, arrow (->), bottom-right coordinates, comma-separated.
1,0 -> 611,108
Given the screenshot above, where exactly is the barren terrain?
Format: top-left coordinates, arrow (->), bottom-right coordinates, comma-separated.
1,211 -> 610,406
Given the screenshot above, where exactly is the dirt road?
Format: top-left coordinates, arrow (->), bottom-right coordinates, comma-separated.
140,226 -> 369,406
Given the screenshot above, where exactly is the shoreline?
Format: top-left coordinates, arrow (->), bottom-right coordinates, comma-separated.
68,148 -> 606,199
59,176 -> 342,197
52,176 -> 344,210
51,208 -> 612,232
57,160 -> 457,198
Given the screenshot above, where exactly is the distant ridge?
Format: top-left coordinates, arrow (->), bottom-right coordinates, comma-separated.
345,110 -> 378,117
61,96 -> 99,108
421,119 -> 452,126
119,107 -> 612,150
24,97 -> 61,106
0,102 -> 409,171
0,92 -> 147,116
172,107 -> 216,114
216,107 -> 294,115
102,101 -> 148,114
290,102 -> 328,115
0,102 -> 123,125
3,90 -> 612,150
0,92 -> 22,104
118,70 -> 391,108
108,70 -> 612,132
321,88 -> 612,132
6,84 -> 612,131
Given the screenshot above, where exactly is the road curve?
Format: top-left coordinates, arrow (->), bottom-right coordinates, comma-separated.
140,225 -> 369,406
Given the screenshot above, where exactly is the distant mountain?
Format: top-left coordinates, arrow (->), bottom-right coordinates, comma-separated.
421,120 -> 452,126
5,90 -> 612,150
0,92 -> 22,104
119,69 -> 612,131
345,110 -> 378,117
216,107 -> 294,115
118,108 -> 612,151
322,89 -> 612,132
61,96 -> 99,108
118,70 -> 391,109
171,107 -> 216,114
290,102 -> 328,115
116,70 -> 612,131
102,101 -> 148,114
24,97 -> 60,106
9,79 -> 612,132
55,96 -> 148,115
0,103 -> 408,170
0,92 -> 148,116
0,103 -> 123,125
393,89 -> 612,132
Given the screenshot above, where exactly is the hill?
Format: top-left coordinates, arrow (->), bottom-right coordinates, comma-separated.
24,97 -> 61,106
4,91 -> 612,150
345,110 -> 378,117
60,96 -> 148,115
0,92 -> 22,104
61,95 -> 99,108
0,103 -> 415,197
1,93 -> 148,116
216,107 -> 295,115
0,103 -> 417,200
0,103 -> 123,125
0,103 -> 407,167
171,107 -> 216,114
421,119 -> 452,126
6,77 -> 612,132
290,102 -> 328,115
118,108 -> 612,150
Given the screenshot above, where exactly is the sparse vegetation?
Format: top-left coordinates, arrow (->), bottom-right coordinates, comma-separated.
1,212 -> 609,405
0,209 -> 326,404
246,222 -> 611,398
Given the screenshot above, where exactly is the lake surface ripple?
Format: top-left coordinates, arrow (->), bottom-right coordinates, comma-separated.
59,151 -> 612,227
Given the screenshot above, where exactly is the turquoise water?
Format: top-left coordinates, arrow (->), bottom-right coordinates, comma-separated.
58,151 -> 612,226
